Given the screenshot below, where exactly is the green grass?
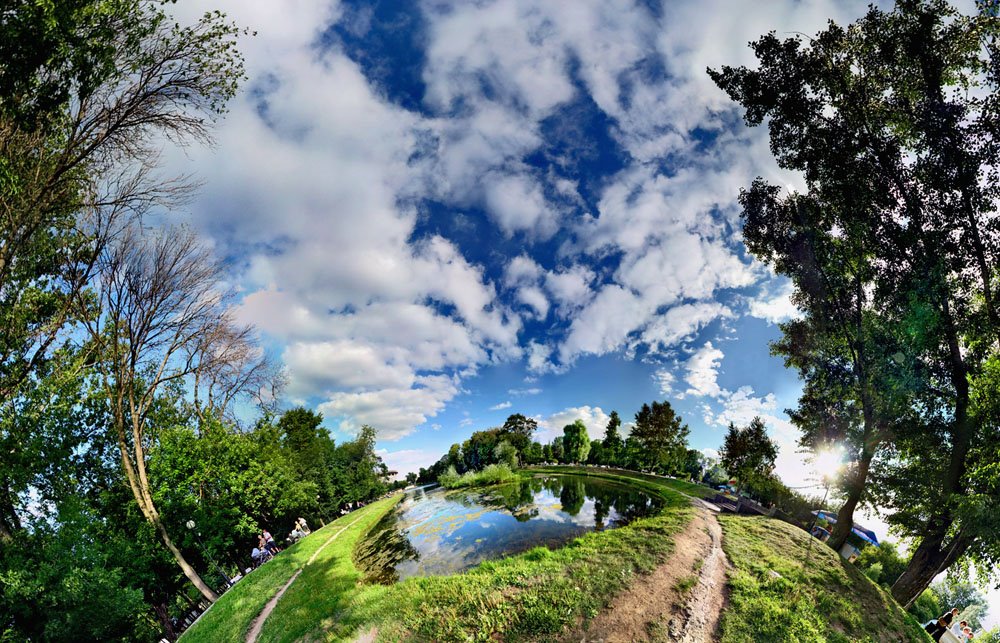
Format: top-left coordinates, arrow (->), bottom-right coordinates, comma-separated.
527,464 -> 718,500
439,463 -> 518,489
182,470 -> 693,642
179,497 -> 401,643
717,514 -> 930,643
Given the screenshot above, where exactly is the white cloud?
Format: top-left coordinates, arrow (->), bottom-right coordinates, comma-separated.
484,174 -> 558,238
161,0 -> 880,447
748,280 -> 800,324
537,405 -> 610,442
700,447 -> 720,461
489,401 -> 513,411
376,448 -> 439,479
508,387 -> 542,396
653,369 -> 676,396
682,342 -> 725,398
318,375 -> 459,440
641,302 -> 733,353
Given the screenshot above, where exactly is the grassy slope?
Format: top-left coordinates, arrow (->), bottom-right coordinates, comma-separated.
528,464 -> 718,500
180,497 -> 400,643
183,469 -> 693,642
718,514 -> 929,642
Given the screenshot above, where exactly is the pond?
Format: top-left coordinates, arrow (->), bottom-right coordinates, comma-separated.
355,474 -> 665,584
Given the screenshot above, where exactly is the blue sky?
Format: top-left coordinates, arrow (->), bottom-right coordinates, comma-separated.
162,0 -> 870,484
160,0 -> 996,623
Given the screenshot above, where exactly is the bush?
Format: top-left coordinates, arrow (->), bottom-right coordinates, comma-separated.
438,463 -> 517,489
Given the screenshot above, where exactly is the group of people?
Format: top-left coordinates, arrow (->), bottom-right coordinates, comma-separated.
249,518 -> 311,568
925,607 -> 979,641
287,517 -> 311,544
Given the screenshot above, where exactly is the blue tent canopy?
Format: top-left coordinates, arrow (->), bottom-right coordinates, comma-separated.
811,510 -> 880,546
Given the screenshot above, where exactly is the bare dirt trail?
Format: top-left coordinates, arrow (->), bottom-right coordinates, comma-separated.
572,500 -> 730,643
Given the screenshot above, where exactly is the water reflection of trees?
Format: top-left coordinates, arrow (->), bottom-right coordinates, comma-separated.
354,507 -> 420,585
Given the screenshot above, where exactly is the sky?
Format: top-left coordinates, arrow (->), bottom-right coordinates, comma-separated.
161,0 -> 996,627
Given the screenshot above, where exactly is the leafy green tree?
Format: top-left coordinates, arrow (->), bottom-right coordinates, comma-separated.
601,411 -> 624,466
522,441 -> 544,465
631,401 -> 689,472
331,426 -> 390,507
278,408 -> 338,520
718,418 -> 778,495
550,436 -> 565,463
493,440 -> 519,469
562,420 -> 591,464
587,440 -> 605,465
681,449 -> 705,481
0,0 -> 247,545
856,541 -> 909,588
500,413 -> 537,453
710,0 -> 1000,605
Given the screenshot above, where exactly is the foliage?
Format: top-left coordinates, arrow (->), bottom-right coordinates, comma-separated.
601,411 -> 624,466
718,417 -> 778,493
630,401 -> 689,473
438,464 -> 518,490
711,0 -> 1000,605
561,420 -> 591,464
855,541 -> 909,589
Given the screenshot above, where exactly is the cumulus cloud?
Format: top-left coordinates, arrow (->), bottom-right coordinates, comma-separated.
537,405 -> 611,442
489,401 -> 513,411
748,280 -> 800,324
161,0 -> 876,445
682,342 -> 725,398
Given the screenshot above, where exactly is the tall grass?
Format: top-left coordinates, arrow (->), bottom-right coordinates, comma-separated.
438,463 -> 517,489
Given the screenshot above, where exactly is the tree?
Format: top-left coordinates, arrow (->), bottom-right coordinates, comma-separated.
710,0 -> 1000,605
550,436 -> 565,463
856,541 -> 909,588
0,0 -> 246,542
631,401 -> 689,472
587,440 -> 605,465
562,420 -> 590,464
681,449 -> 705,481
601,411 -> 624,466
79,226 -> 270,602
500,413 -> 537,453
493,440 -> 519,469
405,472 -> 418,485
278,408 -> 338,520
718,418 -> 778,495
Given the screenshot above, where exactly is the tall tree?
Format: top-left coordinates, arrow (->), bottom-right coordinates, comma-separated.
601,410 -> 624,466
718,417 -> 778,495
500,413 -> 537,452
631,401 -> 689,472
0,1 -> 246,542
561,420 -> 590,464
79,226 -> 269,602
710,0 -> 1000,605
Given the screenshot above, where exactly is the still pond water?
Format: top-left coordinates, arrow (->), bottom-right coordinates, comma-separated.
355,474 -> 664,584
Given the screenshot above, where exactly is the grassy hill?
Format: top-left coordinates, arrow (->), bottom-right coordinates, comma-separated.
179,467 -> 928,642
717,514 -> 928,642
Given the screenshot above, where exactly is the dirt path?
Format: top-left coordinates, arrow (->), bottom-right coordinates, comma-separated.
245,516 -> 362,643
572,500 -> 730,642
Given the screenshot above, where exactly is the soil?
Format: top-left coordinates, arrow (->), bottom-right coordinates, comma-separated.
568,499 -> 730,643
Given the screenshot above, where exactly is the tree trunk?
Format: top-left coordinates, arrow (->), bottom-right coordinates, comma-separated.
827,446 -> 873,551
153,515 -> 219,602
890,521 -> 970,608
116,434 -> 219,603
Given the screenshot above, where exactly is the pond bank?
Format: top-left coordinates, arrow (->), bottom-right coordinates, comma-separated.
180,467 -> 695,642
